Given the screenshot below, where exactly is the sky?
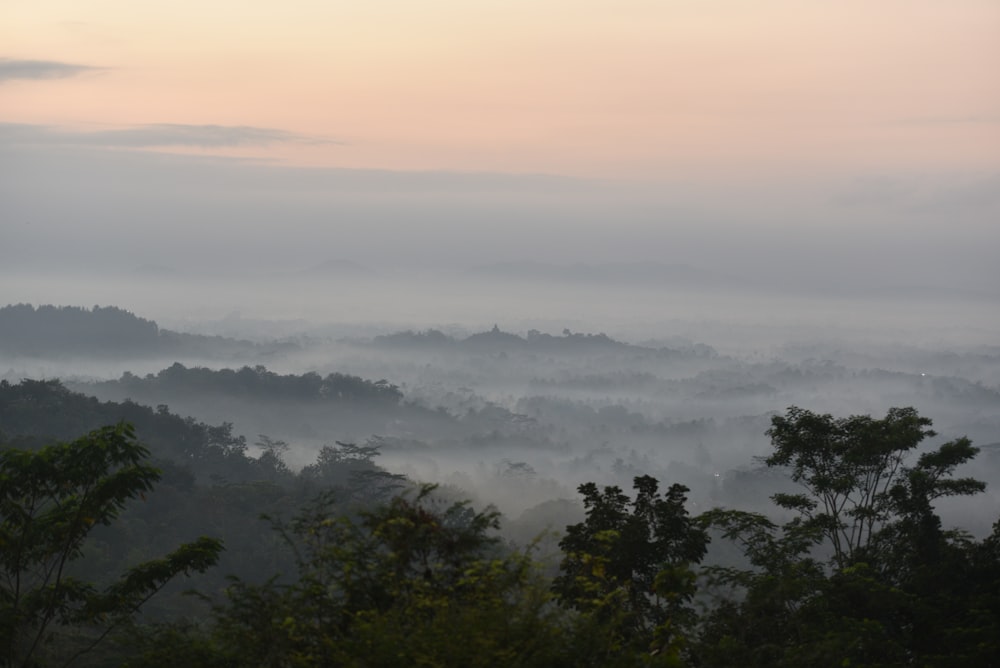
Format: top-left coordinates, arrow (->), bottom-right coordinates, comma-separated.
1,1 -> 999,299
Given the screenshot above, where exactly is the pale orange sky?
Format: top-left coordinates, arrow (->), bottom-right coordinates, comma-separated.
3,0 -> 998,178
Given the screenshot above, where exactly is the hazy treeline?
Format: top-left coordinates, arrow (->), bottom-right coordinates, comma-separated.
0,379 -> 408,606
1,378 -> 260,483
0,304 -> 157,354
6,304 -> 999,518
372,324 -> 718,358
3,378 -> 1000,666
13,304 -> 987,525
2,301 -> 1000,665
0,303 -> 293,359
100,363 -> 403,404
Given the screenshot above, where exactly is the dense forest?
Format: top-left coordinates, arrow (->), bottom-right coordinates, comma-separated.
3,304 -> 1000,665
3,377 -> 1000,666
94,364 -> 404,405
6,0 -> 998,664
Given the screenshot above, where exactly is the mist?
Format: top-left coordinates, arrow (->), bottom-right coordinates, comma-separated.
4,149 -> 998,526
3,141 -> 998,292
5,4 -> 1000,661
3,295 -> 998,536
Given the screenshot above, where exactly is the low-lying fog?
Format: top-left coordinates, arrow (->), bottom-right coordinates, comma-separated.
3,270 -> 999,536
7,268 -> 999,349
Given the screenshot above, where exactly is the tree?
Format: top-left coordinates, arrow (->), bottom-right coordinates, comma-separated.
0,423 -> 222,667
134,486 -> 569,668
298,439 -> 407,503
765,406 -> 984,570
694,406 -> 995,667
553,476 -> 707,661
253,435 -> 292,483
694,507 -> 857,668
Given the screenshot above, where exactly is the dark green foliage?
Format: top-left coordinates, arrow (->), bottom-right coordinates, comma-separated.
554,476 -> 707,659
0,423 -> 222,667
0,380 -> 417,604
298,440 -> 407,502
694,406 -> 998,667
3,392 -> 998,666
0,379 -> 252,484
133,488 -> 572,668
765,406 -> 937,568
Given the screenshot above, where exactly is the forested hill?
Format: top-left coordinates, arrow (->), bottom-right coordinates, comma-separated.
0,303 -> 295,358
5,384 -> 1000,666
371,325 -> 718,357
0,376 -> 409,489
89,363 -> 404,405
0,378 -> 256,481
0,377 -> 411,634
69,364 -> 479,449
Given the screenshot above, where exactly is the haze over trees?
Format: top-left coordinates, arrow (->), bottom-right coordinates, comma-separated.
2,304 -> 1000,664
0,304 -> 292,359
5,0 -> 998,663
0,424 -> 222,667
2,399 -> 998,666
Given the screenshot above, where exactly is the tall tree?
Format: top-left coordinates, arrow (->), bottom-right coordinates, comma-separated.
554,476 -> 707,660
0,423 -> 222,668
695,406 -> 995,667
764,406 -> 982,569
133,486 -> 570,668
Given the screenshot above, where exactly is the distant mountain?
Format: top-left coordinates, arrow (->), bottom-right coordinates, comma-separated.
0,378 -> 255,480
465,260 -> 736,287
66,363 -> 472,449
370,325 -> 718,358
85,363 -> 403,406
0,303 -> 296,359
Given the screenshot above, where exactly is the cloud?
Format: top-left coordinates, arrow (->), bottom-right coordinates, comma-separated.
0,58 -> 102,82
883,115 -> 1000,126
0,122 -> 337,148
78,124 -> 338,148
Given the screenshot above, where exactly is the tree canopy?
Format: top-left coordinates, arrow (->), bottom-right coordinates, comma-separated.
2,404 -> 998,666
0,423 -> 222,668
